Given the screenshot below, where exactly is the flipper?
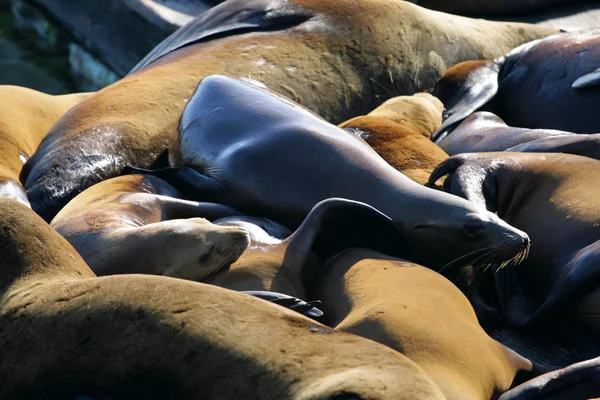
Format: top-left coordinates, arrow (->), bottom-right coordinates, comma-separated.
572,68 -> 600,90
130,0 -> 314,73
432,60 -> 503,143
506,134 -> 600,161
242,290 -> 324,318
121,166 -> 225,203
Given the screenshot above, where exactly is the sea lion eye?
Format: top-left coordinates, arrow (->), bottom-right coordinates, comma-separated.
463,221 -> 484,237
199,245 -> 216,262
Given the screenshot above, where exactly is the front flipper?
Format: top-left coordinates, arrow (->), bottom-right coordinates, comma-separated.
432,60 -> 503,143
572,68 -> 600,90
427,155 -> 498,212
130,0 -> 314,73
506,135 -> 600,161
242,290 -> 324,318
122,166 -> 224,203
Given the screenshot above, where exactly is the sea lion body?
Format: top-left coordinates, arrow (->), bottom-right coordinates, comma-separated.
428,152 -> 600,331
144,75 -> 530,275
0,86 -> 90,206
433,30 -> 600,141
51,174 -> 250,280
412,0 -> 588,16
339,115 -> 448,185
22,0 -> 557,221
0,198 -> 446,399
317,248 -> 534,400
438,112 -> 575,155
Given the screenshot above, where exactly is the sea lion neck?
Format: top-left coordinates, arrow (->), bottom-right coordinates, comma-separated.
0,199 -> 94,295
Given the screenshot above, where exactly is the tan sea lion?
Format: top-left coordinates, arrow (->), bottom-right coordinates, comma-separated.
432,30 -> 600,142
132,75 -> 530,276
0,86 -> 90,206
351,93 -> 444,139
428,152 -> 600,333
0,198 -> 447,399
409,0 -> 589,17
50,174 -> 250,280
317,248 -> 537,400
339,115 -> 448,185
22,0 -> 557,221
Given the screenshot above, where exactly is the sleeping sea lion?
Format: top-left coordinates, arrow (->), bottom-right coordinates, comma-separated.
347,93 -> 444,139
0,198 -> 447,399
428,152 -> 600,332
22,0 -> 557,221
134,75 -> 530,276
438,112 -> 575,155
0,86 -> 90,206
317,248 -> 538,400
50,174 -> 250,280
432,29 -> 600,142
339,116 -> 448,185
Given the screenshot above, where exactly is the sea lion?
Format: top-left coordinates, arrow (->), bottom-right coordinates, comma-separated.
50,174 -> 250,280
345,93 -> 444,139
0,86 -> 90,207
432,29 -> 600,142
339,115 -> 448,185
438,112 -> 575,155
499,357 -> 600,400
134,75 -> 530,277
205,197 -> 414,301
317,248 -> 537,400
22,0 -> 557,221
427,152 -> 600,332
409,0 -> 589,17
0,198 -> 446,400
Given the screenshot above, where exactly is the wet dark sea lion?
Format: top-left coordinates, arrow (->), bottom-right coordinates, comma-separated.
22,0 -> 557,221
0,198 -> 447,399
317,248 -> 538,400
432,29 -> 600,142
499,357 -> 600,400
138,75 -> 530,275
0,86 -> 90,207
438,112 -> 575,155
50,174 -> 249,280
428,152 -> 600,332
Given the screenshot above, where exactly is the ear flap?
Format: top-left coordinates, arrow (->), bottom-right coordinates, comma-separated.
432,60 -> 503,143
286,197 -> 415,264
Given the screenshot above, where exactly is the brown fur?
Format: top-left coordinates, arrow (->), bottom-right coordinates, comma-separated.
339,115 -> 448,185
51,174 -> 249,280
23,0 -> 558,220
0,198 -> 446,399
366,93 -> 444,138
318,248 -> 534,400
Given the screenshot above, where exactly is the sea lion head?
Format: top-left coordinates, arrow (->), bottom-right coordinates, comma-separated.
161,218 -> 250,281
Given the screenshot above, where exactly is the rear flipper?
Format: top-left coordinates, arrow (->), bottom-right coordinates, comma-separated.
242,290 -> 324,319
506,135 -> 600,161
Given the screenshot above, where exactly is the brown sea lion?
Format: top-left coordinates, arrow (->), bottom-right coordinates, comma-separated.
432,29 -> 600,142
428,152 -> 600,332
352,93 -> 444,139
409,0 -> 589,17
317,248 -> 537,400
50,174 -> 250,280
0,198 -> 447,400
339,115 -> 448,185
499,357 -> 600,400
133,75 -> 530,278
0,86 -> 90,207
206,197 -> 413,302
22,0 -> 557,221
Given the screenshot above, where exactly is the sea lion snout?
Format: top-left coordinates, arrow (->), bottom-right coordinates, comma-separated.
478,213 -> 531,268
